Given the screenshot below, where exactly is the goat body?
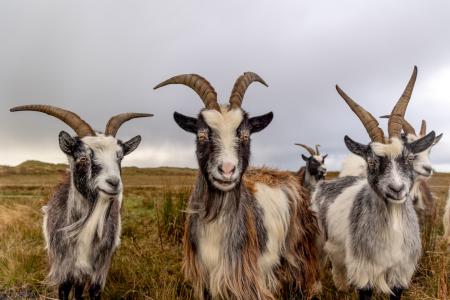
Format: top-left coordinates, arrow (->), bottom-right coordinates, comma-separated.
313,176 -> 421,293
184,167 -> 320,300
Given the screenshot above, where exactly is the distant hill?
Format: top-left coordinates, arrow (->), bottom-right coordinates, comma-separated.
0,160 -> 197,176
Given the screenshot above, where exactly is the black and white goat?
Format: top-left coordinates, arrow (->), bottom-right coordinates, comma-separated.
154,73 -> 320,299
312,67 -> 436,299
10,105 -> 151,300
295,143 -> 327,190
339,117 -> 442,216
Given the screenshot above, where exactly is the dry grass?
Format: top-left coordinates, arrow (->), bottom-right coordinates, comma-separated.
0,161 -> 449,299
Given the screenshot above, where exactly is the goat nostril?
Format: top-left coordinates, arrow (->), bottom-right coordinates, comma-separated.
106,178 -> 120,188
388,184 -> 405,193
220,163 -> 236,176
423,166 -> 432,174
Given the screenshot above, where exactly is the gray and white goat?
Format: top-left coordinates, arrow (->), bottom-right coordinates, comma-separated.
312,67 -> 436,300
295,143 -> 328,190
154,73 -> 320,300
339,117 -> 442,216
10,105 -> 151,300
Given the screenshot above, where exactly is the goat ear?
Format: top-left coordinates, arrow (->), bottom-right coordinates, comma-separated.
174,112 -> 198,134
301,154 -> 309,161
323,154 -> 328,160
410,131 -> 436,154
433,133 -> 443,146
123,135 -> 141,156
249,112 -> 273,134
59,131 -> 76,155
344,135 -> 368,158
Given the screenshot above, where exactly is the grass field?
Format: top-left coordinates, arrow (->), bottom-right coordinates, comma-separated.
0,161 -> 449,299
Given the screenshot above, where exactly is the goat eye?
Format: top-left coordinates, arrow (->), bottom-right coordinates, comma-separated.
367,159 -> 375,168
78,156 -> 88,163
241,130 -> 250,142
198,130 -> 208,142
407,154 -> 416,162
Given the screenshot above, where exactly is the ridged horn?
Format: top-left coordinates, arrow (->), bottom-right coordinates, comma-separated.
336,85 -> 385,143
380,115 -> 416,136
420,120 -> 427,136
388,66 -> 418,139
10,104 -> 94,137
154,74 -> 220,111
315,144 -> 321,155
295,143 -> 316,156
229,72 -> 268,110
105,113 -> 153,137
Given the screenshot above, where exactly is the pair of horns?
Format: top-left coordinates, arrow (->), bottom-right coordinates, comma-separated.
380,115 -> 427,136
153,72 -> 268,111
10,105 -> 152,137
295,143 -> 320,156
336,66 -> 418,143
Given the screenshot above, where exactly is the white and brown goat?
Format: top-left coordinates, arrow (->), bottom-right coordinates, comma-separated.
10,105 -> 151,300
154,73 -> 320,299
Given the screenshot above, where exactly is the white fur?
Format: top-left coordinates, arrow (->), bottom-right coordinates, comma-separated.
254,183 -> 290,290
370,137 -> 403,158
339,154 -> 367,178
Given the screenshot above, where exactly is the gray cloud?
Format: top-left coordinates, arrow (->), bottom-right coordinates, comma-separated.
1,0 -> 450,171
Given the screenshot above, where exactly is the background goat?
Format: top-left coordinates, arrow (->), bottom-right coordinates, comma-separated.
154,73 -> 320,300
313,66 -> 436,300
10,105 -> 151,300
295,143 -> 327,191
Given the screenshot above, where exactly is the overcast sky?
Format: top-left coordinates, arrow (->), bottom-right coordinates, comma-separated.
1,1 -> 450,171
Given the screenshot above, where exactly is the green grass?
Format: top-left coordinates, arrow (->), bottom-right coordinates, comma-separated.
0,161 -> 449,299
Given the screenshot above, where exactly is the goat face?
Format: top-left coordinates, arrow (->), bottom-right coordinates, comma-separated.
174,107 -> 273,191
402,133 -> 443,179
302,154 -> 328,180
344,132 -> 436,204
58,131 -> 141,200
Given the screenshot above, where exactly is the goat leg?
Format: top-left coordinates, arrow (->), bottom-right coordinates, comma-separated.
58,280 -> 73,300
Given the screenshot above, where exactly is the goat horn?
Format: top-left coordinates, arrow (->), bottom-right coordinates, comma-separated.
388,66 -> 418,139
154,74 -> 220,112
315,144 -> 321,155
105,113 -> 153,137
229,72 -> 268,110
10,104 -> 95,137
420,120 -> 427,136
380,114 -> 416,136
295,143 -> 316,156
336,85 -> 385,143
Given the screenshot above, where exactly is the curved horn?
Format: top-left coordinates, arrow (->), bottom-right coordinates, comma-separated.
229,72 -> 268,110
315,144 -> 321,155
295,143 -> 316,156
10,104 -> 94,137
105,113 -> 153,137
336,85 -> 385,143
388,66 -> 418,139
380,115 -> 416,136
154,74 -> 220,111
420,120 -> 427,136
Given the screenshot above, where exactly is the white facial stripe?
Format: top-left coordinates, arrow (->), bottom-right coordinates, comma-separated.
371,137 -> 403,158
81,134 -> 122,191
202,108 -> 243,165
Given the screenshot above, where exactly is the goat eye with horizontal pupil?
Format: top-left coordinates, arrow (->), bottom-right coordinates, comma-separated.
78,156 -> 88,163
407,154 -> 416,162
197,130 -> 208,141
241,131 -> 250,142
